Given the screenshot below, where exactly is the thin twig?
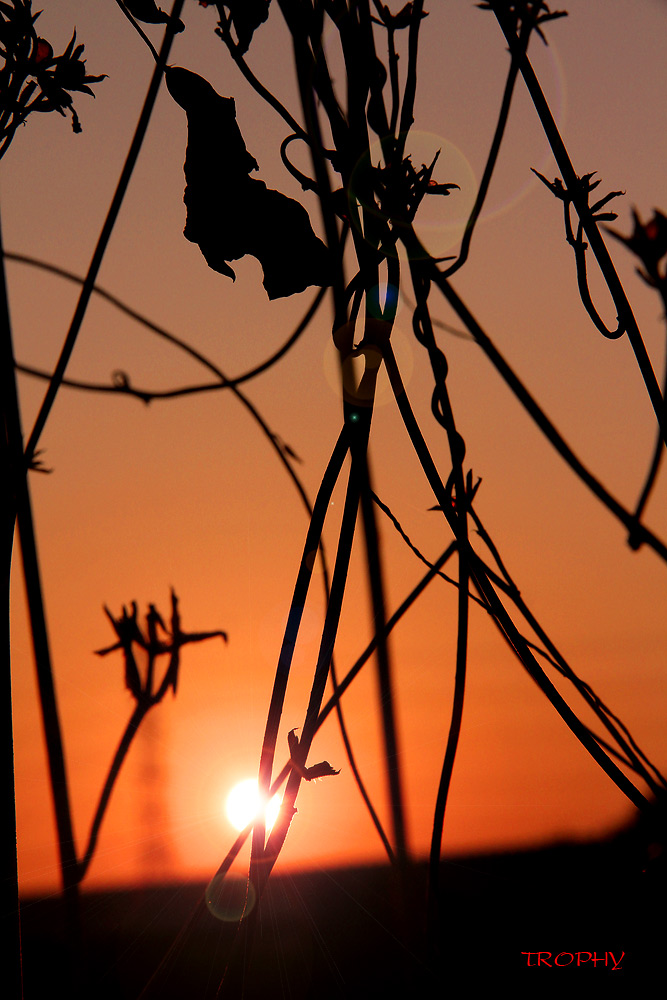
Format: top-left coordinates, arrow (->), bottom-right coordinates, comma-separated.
6,250 -> 327,390
77,702 -> 147,880
216,10 -> 309,142
24,0 -> 186,464
383,330 -> 652,812
469,559 -> 649,811
490,2 -> 665,439
441,24 -> 525,277
113,0 -> 161,63
427,261 -> 667,561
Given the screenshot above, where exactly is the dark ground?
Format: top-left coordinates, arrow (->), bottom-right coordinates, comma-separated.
18,814 -> 665,998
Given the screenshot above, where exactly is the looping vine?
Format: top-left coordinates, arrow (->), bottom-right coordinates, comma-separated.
533,167 -> 626,339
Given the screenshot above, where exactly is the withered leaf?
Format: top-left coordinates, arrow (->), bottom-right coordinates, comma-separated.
166,66 -> 331,300
303,761 -> 341,780
287,728 -> 340,781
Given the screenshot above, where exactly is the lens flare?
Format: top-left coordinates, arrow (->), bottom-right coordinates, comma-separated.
347,132 -> 477,260
224,777 -> 281,832
206,871 -> 256,922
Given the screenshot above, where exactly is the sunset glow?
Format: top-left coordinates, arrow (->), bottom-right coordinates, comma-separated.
224,779 -> 281,833
4,0 -> 665,899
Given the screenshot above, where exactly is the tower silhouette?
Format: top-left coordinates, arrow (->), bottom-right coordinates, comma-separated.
135,710 -> 176,883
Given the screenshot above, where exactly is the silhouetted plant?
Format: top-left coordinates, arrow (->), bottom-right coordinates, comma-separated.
0,0 -> 104,155
2,1 -> 666,998
76,591 -> 228,881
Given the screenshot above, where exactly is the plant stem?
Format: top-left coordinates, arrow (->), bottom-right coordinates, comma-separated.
250,428 -> 350,877
384,338 -> 650,812
24,0 -> 185,465
206,542 -> 459,897
429,269 -> 667,562
1,218 -> 81,953
491,4 -> 665,439
77,702 -> 147,881
261,460 -> 359,885
358,449 -> 408,864
442,26 -> 524,277
0,210 -> 24,1000
426,543 -> 468,946
469,559 -> 649,811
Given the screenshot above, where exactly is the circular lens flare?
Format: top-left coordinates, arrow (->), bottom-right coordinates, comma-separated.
206,872 -> 256,922
347,131 -> 478,260
225,778 -> 281,832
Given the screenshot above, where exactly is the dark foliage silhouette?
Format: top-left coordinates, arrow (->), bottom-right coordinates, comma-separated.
0,0 -> 104,151
166,64 -> 332,298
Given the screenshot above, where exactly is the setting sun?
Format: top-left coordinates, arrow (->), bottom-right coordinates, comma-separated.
224,779 -> 281,833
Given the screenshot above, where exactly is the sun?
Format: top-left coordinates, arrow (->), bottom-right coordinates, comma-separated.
225,778 -> 281,832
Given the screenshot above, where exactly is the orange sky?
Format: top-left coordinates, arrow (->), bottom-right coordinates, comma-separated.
4,0 -> 667,894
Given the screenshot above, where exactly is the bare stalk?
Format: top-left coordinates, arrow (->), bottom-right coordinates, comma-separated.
0,209 -> 26,1000
490,2 -> 665,439
25,0 -> 185,464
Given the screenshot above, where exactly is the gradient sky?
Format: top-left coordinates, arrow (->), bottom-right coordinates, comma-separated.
3,0 -> 666,893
